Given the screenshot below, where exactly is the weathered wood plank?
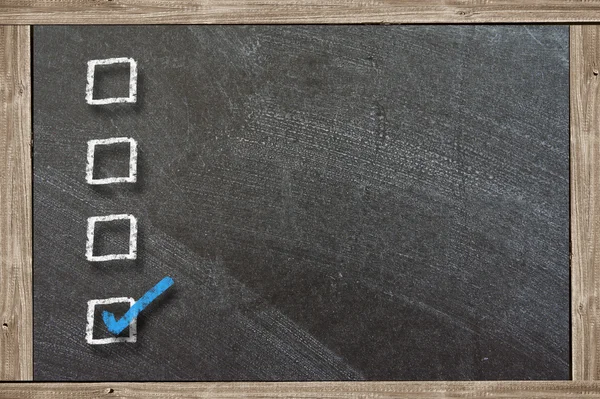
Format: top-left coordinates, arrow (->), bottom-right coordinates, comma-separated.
1,1 -> 600,24
0,25 -> 32,381
3,381 -> 600,398
571,25 -> 600,381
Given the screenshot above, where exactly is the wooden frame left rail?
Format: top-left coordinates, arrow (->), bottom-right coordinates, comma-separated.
0,25 -> 31,382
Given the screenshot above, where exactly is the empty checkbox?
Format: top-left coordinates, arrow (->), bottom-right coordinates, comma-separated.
86,57 -> 137,105
86,214 -> 137,262
86,137 -> 137,185
86,297 -> 137,345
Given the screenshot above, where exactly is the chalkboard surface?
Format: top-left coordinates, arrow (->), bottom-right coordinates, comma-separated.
33,25 -> 570,381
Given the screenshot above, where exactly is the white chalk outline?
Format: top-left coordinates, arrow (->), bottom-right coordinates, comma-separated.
85,57 -> 137,105
86,297 -> 137,345
86,137 -> 137,185
86,214 -> 138,262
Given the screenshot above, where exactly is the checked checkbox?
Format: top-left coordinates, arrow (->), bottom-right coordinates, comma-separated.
85,297 -> 137,345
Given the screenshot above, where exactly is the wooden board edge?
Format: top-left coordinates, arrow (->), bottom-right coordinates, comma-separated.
1,381 -> 600,398
0,25 -> 32,381
571,24 -> 600,381
3,1 -> 600,24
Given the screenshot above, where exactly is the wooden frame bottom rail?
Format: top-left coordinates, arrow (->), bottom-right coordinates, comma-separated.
0,381 -> 600,398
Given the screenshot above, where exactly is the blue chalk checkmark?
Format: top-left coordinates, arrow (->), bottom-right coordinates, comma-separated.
102,276 -> 174,335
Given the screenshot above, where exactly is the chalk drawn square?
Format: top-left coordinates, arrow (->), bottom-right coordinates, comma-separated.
86,137 -> 137,185
86,297 -> 137,345
86,214 -> 137,262
85,57 -> 137,105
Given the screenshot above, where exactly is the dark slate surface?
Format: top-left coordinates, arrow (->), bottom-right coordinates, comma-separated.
32,25 -> 570,381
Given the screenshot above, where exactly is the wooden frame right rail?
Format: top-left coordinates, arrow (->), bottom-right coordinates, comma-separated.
572,24 -> 600,382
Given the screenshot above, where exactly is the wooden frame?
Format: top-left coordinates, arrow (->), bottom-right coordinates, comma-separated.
2,2 -> 600,397
2,1 -> 600,24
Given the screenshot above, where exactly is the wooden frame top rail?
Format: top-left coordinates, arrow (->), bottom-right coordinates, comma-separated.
2,0 -> 600,24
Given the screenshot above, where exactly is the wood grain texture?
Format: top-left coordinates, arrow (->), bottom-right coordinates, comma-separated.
0,25 -> 32,381
2,0 -> 600,24
3,381 -> 600,398
572,25 -> 600,381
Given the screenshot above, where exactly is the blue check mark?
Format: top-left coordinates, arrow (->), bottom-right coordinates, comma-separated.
102,276 -> 174,335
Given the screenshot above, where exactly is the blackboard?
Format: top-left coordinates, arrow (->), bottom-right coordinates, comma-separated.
32,25 -> 570,381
